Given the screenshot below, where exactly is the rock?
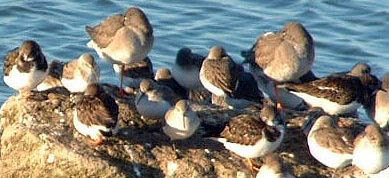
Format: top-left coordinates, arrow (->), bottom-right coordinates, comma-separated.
0,84 -> 370,178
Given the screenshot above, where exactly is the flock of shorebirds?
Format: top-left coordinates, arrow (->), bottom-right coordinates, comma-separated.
3,6 -> 389,177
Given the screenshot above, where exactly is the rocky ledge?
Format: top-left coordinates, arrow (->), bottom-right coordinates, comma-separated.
0,84 -> 369,178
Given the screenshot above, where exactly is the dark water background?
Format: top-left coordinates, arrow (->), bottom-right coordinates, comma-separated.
1,0 -> 388,120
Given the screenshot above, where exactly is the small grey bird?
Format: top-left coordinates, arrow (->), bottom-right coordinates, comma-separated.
364,73 -> 389,129
36,60 -> 64,91
155,68 -> 188,99
256,153 -> 295,178
3,40 -> 48,94
353,124 -> 389,174
163,99 -> 200,141
86,7 -> 154,93
73,83 -> 119,146
304,108 -> 354,169
135,79 -> 179,119
61,53 -> 100,93
172,47 -> 205,89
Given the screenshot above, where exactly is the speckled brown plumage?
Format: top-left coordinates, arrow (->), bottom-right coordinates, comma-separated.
3,40 -> 48,75
86,7 -> 153,49
119,57 -> 153,79
74,84 -> 118,132
220,113 -> 281,146
354,124 -> 389,147
201,47 -> 240,95
282,75 -> 364,105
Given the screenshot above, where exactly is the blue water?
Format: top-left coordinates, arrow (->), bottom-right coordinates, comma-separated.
1,0 -> 388,118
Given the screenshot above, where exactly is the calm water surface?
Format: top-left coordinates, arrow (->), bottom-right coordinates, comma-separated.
1,0 -> 388,119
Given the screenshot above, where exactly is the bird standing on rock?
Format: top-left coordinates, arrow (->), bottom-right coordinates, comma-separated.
86,7 -> 154,95
73,83 -> 120,146
112,56 -> 154,89
61,53 -> 100,93
3,40 -> 48,96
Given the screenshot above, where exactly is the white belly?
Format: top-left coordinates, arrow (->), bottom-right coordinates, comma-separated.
4,65 -> 47,91
172,65 -> 202,89
135,95 -> 172,119
353,139 -> 389,174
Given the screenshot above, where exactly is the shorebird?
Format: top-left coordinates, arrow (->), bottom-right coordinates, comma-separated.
353,124 -> 389,174
304,108 -> 354,169
234,71 -> 264,103
86,7 -> 154,93
278,64 -> 381,115
251,22 -> 315,83
61,53 -> 100,93
155,68 -> 188,99
163,99 -> 200,141
171,47 -> 205,89
256,153 -> 295,178
3,40 -> 48,95
210,103 -> 285,171
36,60 -> 64,91
73,83 -> 119,146
135,79 -> 179,119
112,56 -> 154,88
200,46 -> 244,108
364,73 -> 389,129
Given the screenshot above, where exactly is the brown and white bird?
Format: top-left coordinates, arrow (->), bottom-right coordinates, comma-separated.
36,60 -> 64,91
279,64 -> 381,115
251,22 -> 315,83
73,83 -> 119,146
135,79 -> 179,119
155,68 -> 188,99
304,108 -> 354,169
365,73 -> 389,129
172,47 -> 205,89
256,153 -> 295,178
353,124 -> 389,174
61,53 -> 100,93
163,99 -> 200,141
3,40 -> 48,94
86,7 -> 154,92
210,103 -> 285,170
112,56 -> 154,88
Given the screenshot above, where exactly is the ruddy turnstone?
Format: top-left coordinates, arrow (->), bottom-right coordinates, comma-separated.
353,124 -> 389,174
86,7 -> 154,91
3,40 -> 48,94
112,56 -> 153,88
279,68 -> 381,115
135,79 -> 179,119
61,53 -> 100,93
211,103 -> 285,170
155,68 -> 188,99
365,73 -> 389,129
304,109 -> 354,169
172,47 -> 205,89
73,83 -> 119,146
36,60 -> 64,91
251,22 -> 315,83
256,153 -> 295,178
163,99 -> 200,141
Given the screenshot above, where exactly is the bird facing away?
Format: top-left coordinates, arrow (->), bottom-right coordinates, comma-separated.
73,83 -> 119,146
86,7 -> 154,93
163,99 -> 200,141
61,53 -> 100,93
3,40 -> 48,94
256,153 -> 295,178
155,68 -> 188,99
210,103 -> 285,171
364,73 -> 389,129
304,109 -> 354,169
254,22 -> 315,82
200,46 -> 241,97
36,60 -> 64,91
172,47 -> 205,89
353,124 -> 389,174
135,79 -> 179,119
279,64 -> 381,115
112,56 -> 154,88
